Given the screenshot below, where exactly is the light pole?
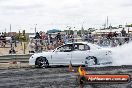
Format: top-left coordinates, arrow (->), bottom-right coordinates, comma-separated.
5,28 -> 6,33
35,24 -> 37,33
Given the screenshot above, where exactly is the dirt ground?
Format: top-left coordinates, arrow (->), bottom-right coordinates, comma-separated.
0,43 -> 29,55
0,66 -> 131,88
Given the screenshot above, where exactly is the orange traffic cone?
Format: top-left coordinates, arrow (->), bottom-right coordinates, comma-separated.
68,61 -> 74,72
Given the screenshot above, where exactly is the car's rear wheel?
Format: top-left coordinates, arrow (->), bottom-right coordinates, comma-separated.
85,56 -> 98,67
35,57 -> 49,68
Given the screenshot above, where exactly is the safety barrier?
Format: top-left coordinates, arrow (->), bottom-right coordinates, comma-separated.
0,54 -> 32,63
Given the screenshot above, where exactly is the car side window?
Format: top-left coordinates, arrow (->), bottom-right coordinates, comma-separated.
74,44 -> 90,51
85,44 -> 90,50
57,44 -> 73,52
78,45 -> 85,50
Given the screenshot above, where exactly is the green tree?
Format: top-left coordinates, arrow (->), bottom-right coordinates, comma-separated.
77,30 -> 81,35
126,24 -> 132,27
64,30 -> 74,35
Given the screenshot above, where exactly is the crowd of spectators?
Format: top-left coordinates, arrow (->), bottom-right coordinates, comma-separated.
0,32 -> 17,54
0,27 -> 130,54
28,28 -> 131,53
82,32 -> 94,43
96,29 -> 130,47
0,32 -> 17,48
28,32 -> 79,53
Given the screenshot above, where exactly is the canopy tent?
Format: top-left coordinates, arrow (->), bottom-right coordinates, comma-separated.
47,29 -> 61,34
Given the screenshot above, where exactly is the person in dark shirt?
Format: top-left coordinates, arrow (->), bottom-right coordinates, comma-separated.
34,32 -> 40,39
107,32 -> 113,39
121,28 -> 126,37
9,47 -> 16,54
113,31 -> 118,37
11,35 -> 17,47
49,34 -> 53,44
55,33 -> 62,47
56,33 -> 61,41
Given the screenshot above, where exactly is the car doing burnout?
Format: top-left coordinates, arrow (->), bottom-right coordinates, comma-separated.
29,42 -> 113,68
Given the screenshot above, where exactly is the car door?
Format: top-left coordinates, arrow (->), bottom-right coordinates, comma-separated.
52,44 -> 73,65
71,43 -> 90,65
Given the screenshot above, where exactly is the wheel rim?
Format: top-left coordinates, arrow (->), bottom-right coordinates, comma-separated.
37,57 -> 48,68
85,56 -> 95,66
41,59 -> 47,68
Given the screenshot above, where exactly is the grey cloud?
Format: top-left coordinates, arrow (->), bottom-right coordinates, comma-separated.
0,0 -> 132,32
120,3 -> 132,7
0,4 -> 44,10
0,0 -> 9,2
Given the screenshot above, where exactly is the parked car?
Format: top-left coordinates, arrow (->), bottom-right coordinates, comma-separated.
29,42 -> 113,68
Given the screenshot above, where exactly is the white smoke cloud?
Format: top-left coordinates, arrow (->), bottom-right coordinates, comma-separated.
112,42 -> 132,65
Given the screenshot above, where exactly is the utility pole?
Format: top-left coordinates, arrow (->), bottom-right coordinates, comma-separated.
106,16 -> 109,28
5,28 -> 6,33
10,24 -> 12,36
10,24 -> 11,32
35,24 -> 37,33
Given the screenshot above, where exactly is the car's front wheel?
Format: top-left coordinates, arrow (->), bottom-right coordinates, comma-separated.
35,57 -> 49,68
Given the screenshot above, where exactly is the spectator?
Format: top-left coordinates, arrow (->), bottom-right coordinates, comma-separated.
124,37 -> 129,43
9,47 -> 16,54
48,34 -> 53,45
11,35 -> 17,47
56,33 -> 61,41
28,39 -> 35,53
113,31 -> 118,37
35,40 -> 43,53
55,33 -> 62,46
34,32 -> 40,39
69,34 -> 74,42
82,35 -> 85,41
121,28 -> 127,37
62,34 -> 68,44
84,34 -> 88,42
44,33 -> 48,45
107,32 -> 113,39
40,32 -> 46,45
88,33 -> 94,43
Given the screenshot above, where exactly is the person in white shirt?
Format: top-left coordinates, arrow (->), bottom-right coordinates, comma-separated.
28,39 -> 35,53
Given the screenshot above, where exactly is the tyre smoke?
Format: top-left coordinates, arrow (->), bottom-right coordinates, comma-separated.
111,42 -> 132,65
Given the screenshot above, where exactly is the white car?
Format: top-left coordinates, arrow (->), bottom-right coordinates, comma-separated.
29,42 -> 113,68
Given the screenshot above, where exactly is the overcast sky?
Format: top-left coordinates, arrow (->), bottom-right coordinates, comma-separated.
0,0 -> 132,32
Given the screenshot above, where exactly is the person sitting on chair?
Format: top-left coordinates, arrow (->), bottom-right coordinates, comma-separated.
9,47 -> 16,54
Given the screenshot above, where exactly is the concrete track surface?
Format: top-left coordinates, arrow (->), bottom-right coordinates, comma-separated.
0,66 -> 132,88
